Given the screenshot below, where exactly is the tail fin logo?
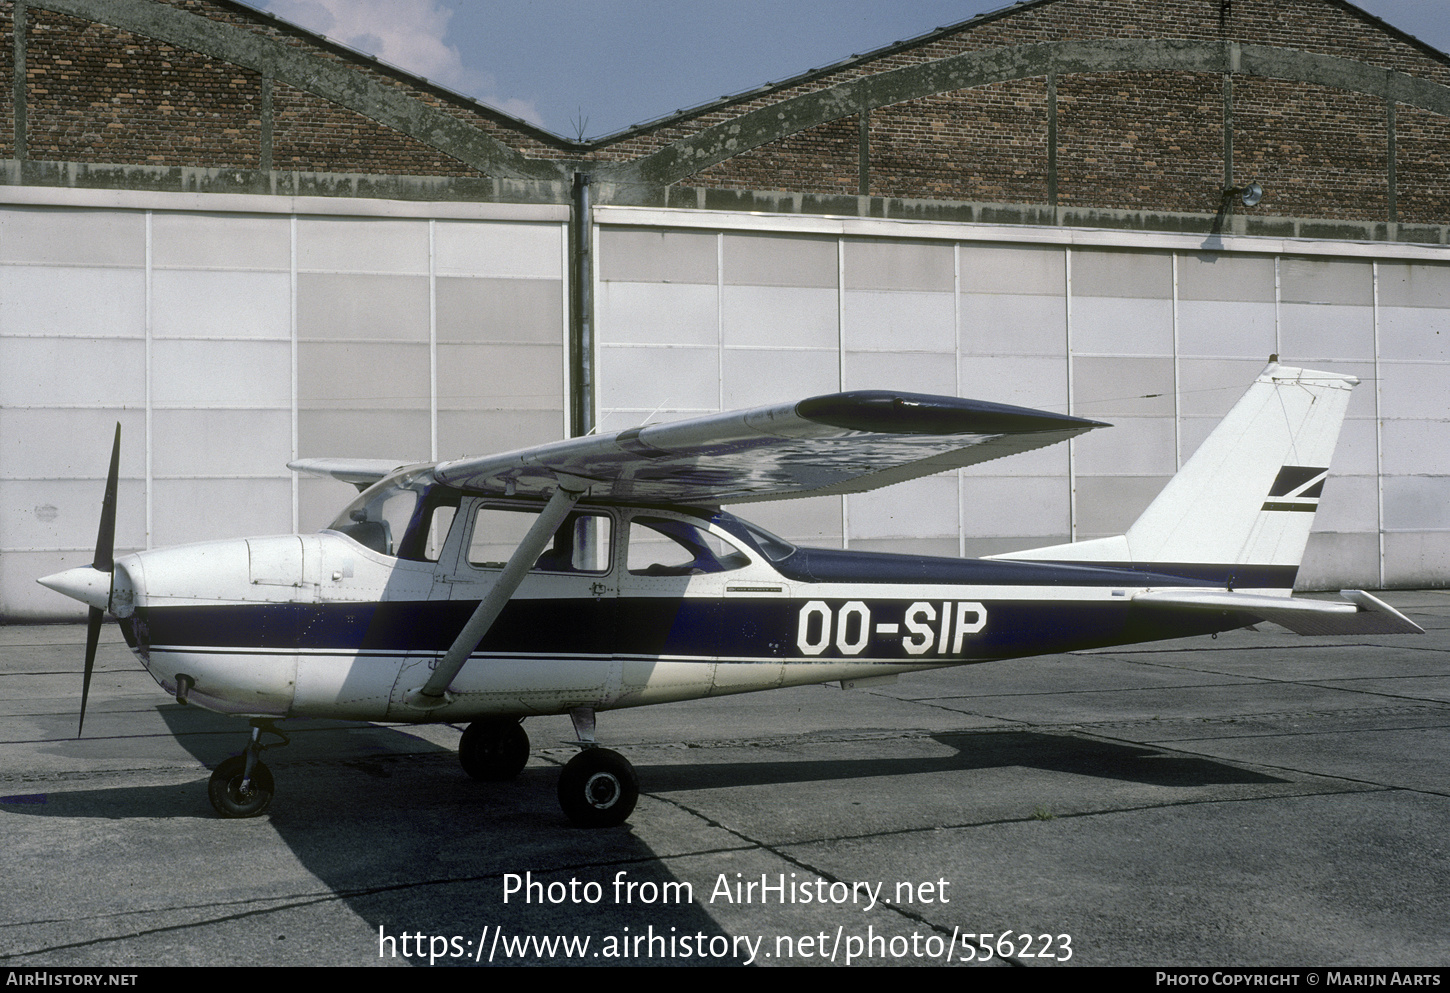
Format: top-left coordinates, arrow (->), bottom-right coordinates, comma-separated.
1262,465 -> 1327,513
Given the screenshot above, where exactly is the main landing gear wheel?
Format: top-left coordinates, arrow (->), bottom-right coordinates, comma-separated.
557,747 -> 638,828
458,718 -> 530,781
208,756 -> 275,818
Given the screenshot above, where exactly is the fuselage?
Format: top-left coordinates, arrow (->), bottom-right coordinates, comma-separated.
109,476 -> 1264,722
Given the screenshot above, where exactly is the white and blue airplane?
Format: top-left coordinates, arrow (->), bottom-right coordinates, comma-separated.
38,360 -> 1420,827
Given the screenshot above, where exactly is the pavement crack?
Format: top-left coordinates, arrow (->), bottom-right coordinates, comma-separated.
646,790 -> 1019,966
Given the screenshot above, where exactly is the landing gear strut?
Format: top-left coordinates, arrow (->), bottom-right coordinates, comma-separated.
208,719 -> 289,818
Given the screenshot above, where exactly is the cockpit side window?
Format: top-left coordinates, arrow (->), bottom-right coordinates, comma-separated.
468,505 -> 613,575
396,486 -> 462,562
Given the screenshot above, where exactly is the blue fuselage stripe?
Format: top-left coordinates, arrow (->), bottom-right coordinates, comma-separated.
126,594 -> 1256,664
768,548 -> 1296,589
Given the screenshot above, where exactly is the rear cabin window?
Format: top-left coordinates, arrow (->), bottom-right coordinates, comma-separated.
627,517 -> 750,576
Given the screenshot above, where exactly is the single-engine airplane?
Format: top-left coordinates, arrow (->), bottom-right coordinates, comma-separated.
39,360 -> 1421,827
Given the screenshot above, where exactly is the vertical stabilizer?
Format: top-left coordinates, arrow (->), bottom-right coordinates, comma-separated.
993,363 -> 1357,588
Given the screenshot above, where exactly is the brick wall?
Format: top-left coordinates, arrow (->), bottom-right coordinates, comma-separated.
869,81 -> 1051,204
0,2 -> 13,160
591,0 -> 1450,224
2,0 -> 1448,225
153,0 -> 569,161
1233,79 -> 1389,222
6,0 -> 566,177
25,8 -> 262,168
1056,72 -> 1225,214
594,0 -> 1450,158
1397,104 -> 1450,224
693,116 -> 859,195
271,81 -> 482,177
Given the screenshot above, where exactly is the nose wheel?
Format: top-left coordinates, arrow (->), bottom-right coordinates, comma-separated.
208,755 -> 275,817
208,720 -> 288,818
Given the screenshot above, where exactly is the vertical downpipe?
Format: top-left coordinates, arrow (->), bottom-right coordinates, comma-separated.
290,215 -> 299,533
144,212 -> 153,548
838,238 -> 849,550
1171,253 -> 1181,469
570,173 -> 594,439
1372,260 -> 1385,588
1065,247 -> 1076,541
428,219 -> 438,462
954,242 -> 965,558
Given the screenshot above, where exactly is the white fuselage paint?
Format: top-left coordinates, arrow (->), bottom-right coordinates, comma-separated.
116,520 -> 1162,724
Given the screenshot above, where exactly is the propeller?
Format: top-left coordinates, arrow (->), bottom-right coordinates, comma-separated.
79,424 -> 121,738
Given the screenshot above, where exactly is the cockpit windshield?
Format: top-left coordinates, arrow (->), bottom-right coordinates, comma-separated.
326,468 -> 435,558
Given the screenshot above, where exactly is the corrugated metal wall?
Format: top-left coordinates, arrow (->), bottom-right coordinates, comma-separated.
1,191 -> 569,618
4,191 -> 1447,619
593,208 -> 1450,591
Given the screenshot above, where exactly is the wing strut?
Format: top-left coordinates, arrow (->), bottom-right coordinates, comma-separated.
403,479 -> 587,710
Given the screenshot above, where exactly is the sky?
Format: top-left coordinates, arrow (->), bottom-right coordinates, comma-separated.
245,1 -> 1450,140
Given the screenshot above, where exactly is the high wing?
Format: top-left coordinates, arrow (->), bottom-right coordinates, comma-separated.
287,457 -> 417,491
431,391 -> 1107,505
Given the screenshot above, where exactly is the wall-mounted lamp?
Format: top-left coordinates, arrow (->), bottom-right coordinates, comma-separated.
1223,181 -> 1264,208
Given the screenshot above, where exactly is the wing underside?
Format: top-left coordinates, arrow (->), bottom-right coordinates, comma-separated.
432,391 -> 1105,505
287,458 -> 418,491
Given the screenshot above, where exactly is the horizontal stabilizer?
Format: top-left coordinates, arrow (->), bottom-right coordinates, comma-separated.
1133,588 -> 1424,635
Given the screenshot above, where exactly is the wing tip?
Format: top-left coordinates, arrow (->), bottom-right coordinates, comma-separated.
796,390 -> 1108,435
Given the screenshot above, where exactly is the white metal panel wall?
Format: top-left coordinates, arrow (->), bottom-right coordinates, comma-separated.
1,206 -> 153,620
2,192 -> 568,619
958,243 -> 1070,556
594,209 -> 1450,590
843,239 -> 959,557
1066,249 -> 1177,540
1377,262 -> 1450,585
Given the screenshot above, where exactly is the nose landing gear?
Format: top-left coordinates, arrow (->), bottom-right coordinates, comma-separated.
208,720 -> 289,818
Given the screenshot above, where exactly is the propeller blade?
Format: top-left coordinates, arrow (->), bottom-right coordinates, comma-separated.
94,423 -> 120,576
79,424 -> 121,739
79,606 -> 102,738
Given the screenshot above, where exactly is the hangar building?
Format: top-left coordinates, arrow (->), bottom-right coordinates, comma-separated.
3,0 -> 1449,618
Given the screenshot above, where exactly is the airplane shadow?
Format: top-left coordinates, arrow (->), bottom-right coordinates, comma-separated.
2,710 -> 1281,965
640,731 -> 1286,793
7,706 -> 744,965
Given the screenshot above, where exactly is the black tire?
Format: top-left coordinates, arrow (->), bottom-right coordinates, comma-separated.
208,755 -> 274,818
459,719 -> 530,781
557,747 -> 638,828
